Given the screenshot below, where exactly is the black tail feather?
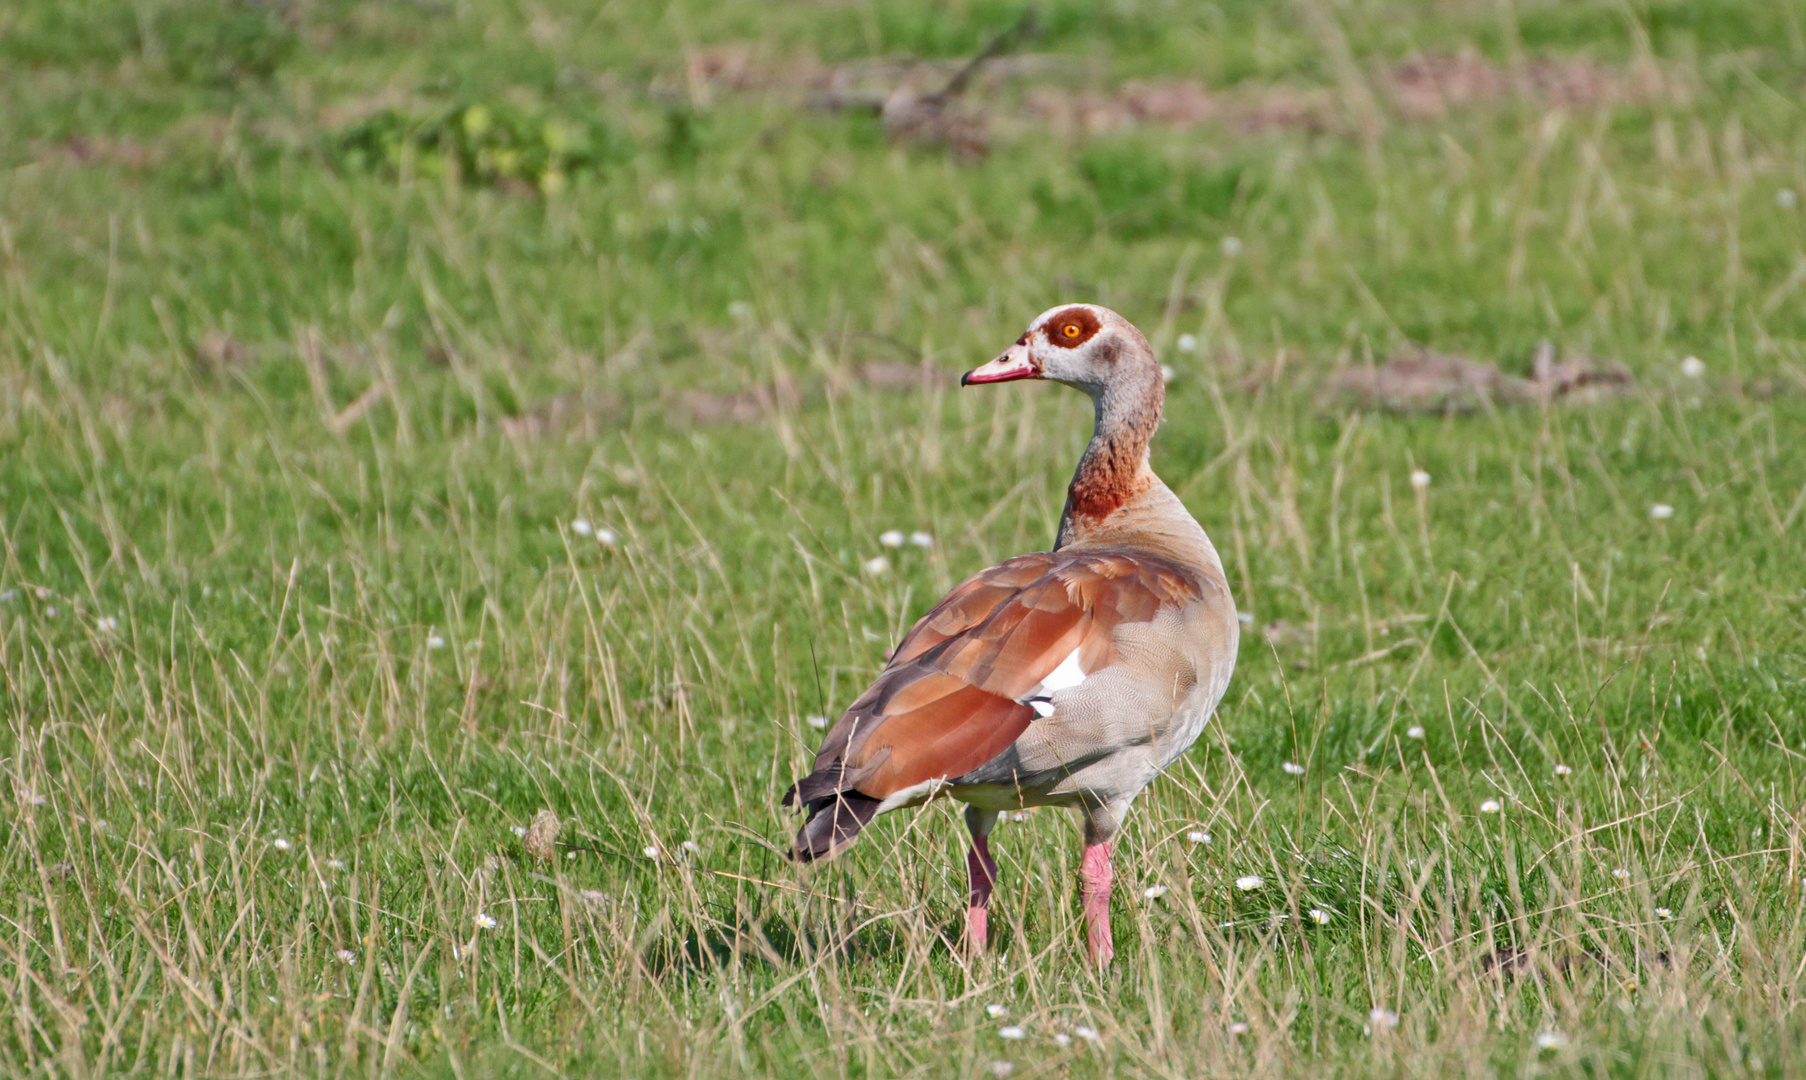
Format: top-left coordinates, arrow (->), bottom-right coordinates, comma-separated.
790,792 -> 882,862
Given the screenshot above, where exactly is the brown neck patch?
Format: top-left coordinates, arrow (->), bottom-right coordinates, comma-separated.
1062,368 -> 1163,533
1065,429 -> 1152,524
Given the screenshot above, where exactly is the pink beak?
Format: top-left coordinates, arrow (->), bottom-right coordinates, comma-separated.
961,342 -> 1038,385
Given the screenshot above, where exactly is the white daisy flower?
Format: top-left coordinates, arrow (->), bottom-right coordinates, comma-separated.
1176,333 -> 1199,353
271,838 -> 293,851
1409,470 -> 1431,490
998,1025 -> 1026,1041
1480,800 -> 1501,814
1649,504 -> 1675,520
1308,908 -> 1331,924
1073,1025 -> 1098,1041
681,840 -> 701,855
511,825 -> 527,837
1679,356 -> 1706,379
1052,1032 -> 1072,1047
1220,236 -> 1243,257
908,531 -> 934,548
1655,907 -> 1673,920
1282,761 -> 1305,775
1554,764 -> 1572,776
96,616 -> 118,633
570,519 -> 594,536
806,715 -> 829,729
642,846 -> 660,859
1534,1030 -> 1567,1050
1187,830 -> 1211,845
426,635 -> 446,650
336,949 -> 357,964
863,556 -> 891,575
988,1063 -> 1014,1079
1368,1007 -> 1399,1030
475,913 -> 498,930
1779,189 -> 1798,209
1229,1021 -> 1250,1035
1142,885 -> 1168,899
595,527 -> 619,547
1235,874 -> 1265,891
325,858 -> 346,871
1405,726 -> 1426,740
1159,365 -> 1175,384
879,530 -> 905,548
1612,867 -> 1630,881
985,1003 -> 1008,1018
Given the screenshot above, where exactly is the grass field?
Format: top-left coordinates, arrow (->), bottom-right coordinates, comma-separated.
4,0 -> 1806,1076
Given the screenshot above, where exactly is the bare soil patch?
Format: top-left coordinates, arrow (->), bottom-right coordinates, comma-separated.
1320,343 -> 1632,414
672,42 -> 1678,151
1387,50 -> 1672,121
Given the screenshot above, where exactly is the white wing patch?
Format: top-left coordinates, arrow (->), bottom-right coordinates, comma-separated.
1021,648 -> 1087,718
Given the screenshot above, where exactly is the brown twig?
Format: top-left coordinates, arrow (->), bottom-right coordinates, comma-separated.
921,7 -> 1040,107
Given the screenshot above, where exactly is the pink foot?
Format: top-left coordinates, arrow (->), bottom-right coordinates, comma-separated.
967,836 -> 998,953
1081,841 -> 1114,966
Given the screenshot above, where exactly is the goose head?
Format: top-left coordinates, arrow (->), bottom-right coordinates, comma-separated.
960,304 -> 1162,407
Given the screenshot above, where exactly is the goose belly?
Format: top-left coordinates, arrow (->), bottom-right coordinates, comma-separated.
1155,675 -> 1228,769
949,638 -> 1234,808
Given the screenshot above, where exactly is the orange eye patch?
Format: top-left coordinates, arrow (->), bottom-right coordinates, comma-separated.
1044,307 -> 1102,349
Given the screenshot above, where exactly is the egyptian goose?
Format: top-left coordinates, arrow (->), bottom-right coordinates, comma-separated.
783,304 -> 1239,965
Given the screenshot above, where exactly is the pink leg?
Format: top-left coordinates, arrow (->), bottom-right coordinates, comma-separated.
1081,841 -> 1114,966
966,836 -> 998,952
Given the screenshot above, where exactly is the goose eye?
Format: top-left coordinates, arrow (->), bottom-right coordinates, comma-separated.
1061,324 -> 1081,339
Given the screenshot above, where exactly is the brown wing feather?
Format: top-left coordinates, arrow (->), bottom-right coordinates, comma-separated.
859,681 -> 1033,795
786,549 -> 1204,813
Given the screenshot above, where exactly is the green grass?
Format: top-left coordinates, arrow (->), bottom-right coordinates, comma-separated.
4,0 -> 1806,1076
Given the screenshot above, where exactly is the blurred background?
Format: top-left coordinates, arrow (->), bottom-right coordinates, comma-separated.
3,2 -> 1806,1077
7,0 -> 1804,400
